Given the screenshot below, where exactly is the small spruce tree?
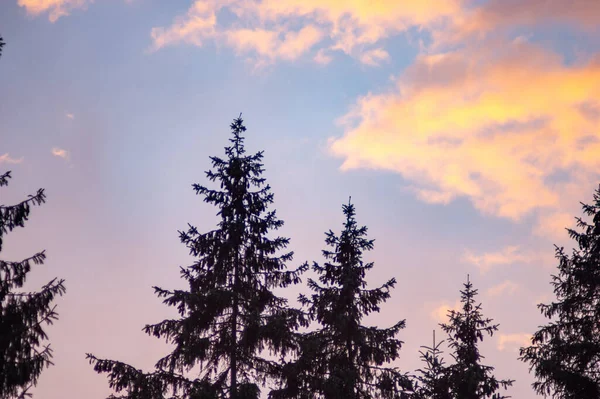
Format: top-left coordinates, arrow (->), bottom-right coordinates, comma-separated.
0,171 -> 66,398
272,199 -> 411,399
440,276 -> 513,399
520,184 -> 600,399
413,331 -> 451,399
87,115 -> 307,399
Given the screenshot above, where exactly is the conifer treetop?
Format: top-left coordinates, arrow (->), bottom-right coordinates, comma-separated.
520,184 -> 600,399
413,331 -> 451,399
87,115 -> 307,399
440,275 -> 513,399
273,199 -> 411,399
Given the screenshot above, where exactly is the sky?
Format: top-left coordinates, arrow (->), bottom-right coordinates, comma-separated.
1,0 -> 600,397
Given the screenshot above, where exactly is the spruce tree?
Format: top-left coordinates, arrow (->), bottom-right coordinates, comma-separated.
520,184 -> 600,399
440,276 -> 513,399
413,331 -> 451,399
0,35 -> 5,58
0,171 -> 67,398
272,199 -> 411,399
87,115 -> 307,399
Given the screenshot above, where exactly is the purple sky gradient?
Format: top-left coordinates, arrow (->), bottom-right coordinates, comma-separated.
1,1 -> 600,397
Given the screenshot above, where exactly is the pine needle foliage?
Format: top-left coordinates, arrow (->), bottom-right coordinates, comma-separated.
440,276 -> 513,399
520,184 -> 600,399
0,171 -> 66,399
272,200 -> 411,399
87,115 -> 307,399
413,331 -> 451,399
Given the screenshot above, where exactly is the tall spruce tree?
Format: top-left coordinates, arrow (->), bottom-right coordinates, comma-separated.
440,276 -> 513,399
520,184 -> 600,399
272,199 -> 411,399
0,170 -> 66,398
413,331 -> 451,399
87,115 -> 307,399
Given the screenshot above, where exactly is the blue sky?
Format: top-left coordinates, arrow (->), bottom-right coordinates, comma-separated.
1,0 -> 600,397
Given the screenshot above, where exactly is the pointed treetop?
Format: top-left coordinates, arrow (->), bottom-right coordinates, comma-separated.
228,113 -> 247,156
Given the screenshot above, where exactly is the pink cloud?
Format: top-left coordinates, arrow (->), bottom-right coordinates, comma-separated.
18,0 -> 88,22
150,0 -> 462,65
0,153 -> 24,164
487,280 -> 519,297
52,147 -> 69,160
497,333 -> 532,352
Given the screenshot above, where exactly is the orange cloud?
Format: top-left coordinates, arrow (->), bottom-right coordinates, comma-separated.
464,245 -> 558,274
150,1 -> 220,50
442,0 -> 600,46
52,147 -> 69,160
487,280 -> 519,297
18,0 -> 88,22
463,246 -> 540,273
224,25 -> 323,66
497,333 -> 532,352
150,0 -> 462,65
359,48 -> 389,66
429,300 -> 461,323
0,153 -> 24,164
330,38 -> 600,234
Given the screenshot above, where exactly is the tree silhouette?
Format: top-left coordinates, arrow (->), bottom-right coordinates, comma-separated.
520,184 -> 600,399
413,331 -> 451,399
0,35 -> 5,58
0,171 -> 66,398
272,200 -> 411,399
87,115 -> 308,399
440,276 -> 513,399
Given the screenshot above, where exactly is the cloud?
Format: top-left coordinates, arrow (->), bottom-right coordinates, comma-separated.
18,0 -> 88,22
150,0 -> 461,65
487,280 -> 519,297
359,48 -> 389,66
314,48 -> 333,65
440,0 -> 600,47
329,38 -> 600,235
532,294 -> 552,306
66,113 -> 75,119
497,333 -> 532,352
0,153 -> 24,164
52,147 -> 69,160
462,245 -> 553,273
409,186 -> 456,205
430,300 -> 461,323
224,25 -> 324,66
